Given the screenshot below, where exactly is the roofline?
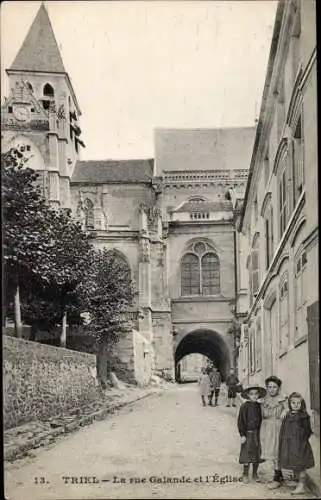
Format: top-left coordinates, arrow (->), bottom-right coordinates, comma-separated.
6,68 -> 81,116
238,1 -> 285,233
154,126 -> 256,132
76,158 -> 154,163
70,180 -> 153,185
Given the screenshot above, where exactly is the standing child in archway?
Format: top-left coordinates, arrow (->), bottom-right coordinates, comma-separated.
208,366 -> 221,406
198,367 -> 211,407
225,367 -> 239,407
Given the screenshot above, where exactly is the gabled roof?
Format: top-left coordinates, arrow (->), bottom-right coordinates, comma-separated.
9,4 -> 66,73
71,159 -> 154,184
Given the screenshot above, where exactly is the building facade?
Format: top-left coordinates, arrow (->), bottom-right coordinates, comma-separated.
1,4 -> 255,384
237,0 -> 318,434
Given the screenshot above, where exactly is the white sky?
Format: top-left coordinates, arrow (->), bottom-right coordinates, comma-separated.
1,1 -> 277,160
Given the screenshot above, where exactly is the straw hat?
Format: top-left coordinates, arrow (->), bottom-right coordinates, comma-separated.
241,385 -> 267,400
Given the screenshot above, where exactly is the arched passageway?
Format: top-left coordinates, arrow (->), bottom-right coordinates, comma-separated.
175,329 -> 230,383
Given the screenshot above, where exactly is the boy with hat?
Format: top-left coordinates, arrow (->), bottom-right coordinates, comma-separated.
238,385 -> 266,483
261,375 -> 287,489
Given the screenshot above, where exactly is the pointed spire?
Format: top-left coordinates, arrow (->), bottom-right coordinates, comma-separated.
9,3 -> 66,73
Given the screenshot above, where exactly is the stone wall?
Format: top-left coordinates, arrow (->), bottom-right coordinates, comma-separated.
3,336 -> 97,429
109,330 -> 152,386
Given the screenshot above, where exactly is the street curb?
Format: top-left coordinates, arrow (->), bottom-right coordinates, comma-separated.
4,389 -> 157,462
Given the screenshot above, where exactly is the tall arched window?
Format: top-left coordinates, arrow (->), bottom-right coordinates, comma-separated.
201,253 -> 220,295
181,241 -> 220,296
107,250 -> 131,281
43,83 -> 54,97
84,198 -> 94,230
181,253 -> 200,296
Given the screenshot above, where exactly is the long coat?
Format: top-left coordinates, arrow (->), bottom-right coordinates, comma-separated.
238,401 -> 263,464
261,394 -> 287,463
278,412 -> 315,471
209,370 -> 221,390
198,373 -> 211,396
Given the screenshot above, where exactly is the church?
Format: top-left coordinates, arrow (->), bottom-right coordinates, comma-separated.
2,4 -> 255,384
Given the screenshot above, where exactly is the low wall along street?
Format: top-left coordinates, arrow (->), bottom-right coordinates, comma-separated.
3,336 -> 97,429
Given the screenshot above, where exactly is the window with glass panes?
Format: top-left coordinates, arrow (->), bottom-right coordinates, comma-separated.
181,242 -> 220,296
181,253 -> 200,295
294,251 -> 307,341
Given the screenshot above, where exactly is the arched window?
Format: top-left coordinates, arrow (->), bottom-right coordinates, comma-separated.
201,253 -> 220,295
181,253 -> 200,296
43,83 -> 54,97
181,241 -> 220,296
107,250 -> 131,281
84,198 -> 94,230
26,81 -> 33,92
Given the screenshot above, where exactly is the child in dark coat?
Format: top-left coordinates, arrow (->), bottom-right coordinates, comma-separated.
278,392 -> 314,495
238,385 -> 266,483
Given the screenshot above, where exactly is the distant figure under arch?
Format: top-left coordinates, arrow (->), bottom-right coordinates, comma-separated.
175,328 -> 230,383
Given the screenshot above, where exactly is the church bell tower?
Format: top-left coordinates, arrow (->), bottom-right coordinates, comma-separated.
1,3 -> 85,209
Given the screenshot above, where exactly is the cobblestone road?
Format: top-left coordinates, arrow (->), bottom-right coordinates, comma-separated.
5,384 -> 315,499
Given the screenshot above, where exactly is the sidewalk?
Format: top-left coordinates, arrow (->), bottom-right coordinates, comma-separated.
4,385 -> 160,462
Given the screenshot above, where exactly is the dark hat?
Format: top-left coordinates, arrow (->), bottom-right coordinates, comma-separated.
265,375 -> 282,387
241,385 -> 266,400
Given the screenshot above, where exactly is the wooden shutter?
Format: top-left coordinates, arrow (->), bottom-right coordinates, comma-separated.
307,301 -> 319,412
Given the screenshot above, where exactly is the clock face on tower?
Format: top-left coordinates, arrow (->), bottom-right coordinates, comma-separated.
13,105 -> 31,122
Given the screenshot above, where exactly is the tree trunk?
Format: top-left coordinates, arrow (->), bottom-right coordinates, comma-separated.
96,342 -> 109,389
14,284 -> 23,338
60,308 -> 67,347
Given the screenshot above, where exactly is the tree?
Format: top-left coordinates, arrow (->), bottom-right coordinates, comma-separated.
2,148 -> 92,344
78,249 -> 135,385
2,148 -> 52,337
33,208 -> 92,346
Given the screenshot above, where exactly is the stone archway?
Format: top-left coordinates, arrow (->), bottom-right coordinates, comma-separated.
174,329 -> 230,382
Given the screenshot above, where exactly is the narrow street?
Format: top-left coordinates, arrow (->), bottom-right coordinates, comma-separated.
5,384 -> 314,500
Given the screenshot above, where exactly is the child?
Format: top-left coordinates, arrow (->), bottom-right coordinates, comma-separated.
261,375 -> 287,489
278,392 -> 314,495
198,367 -> 211,406
208,366 -> 221,406
226,367 -> 239,407
238,385 -> 267,483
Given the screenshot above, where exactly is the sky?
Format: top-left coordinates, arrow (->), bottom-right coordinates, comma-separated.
1,1 -> 277,160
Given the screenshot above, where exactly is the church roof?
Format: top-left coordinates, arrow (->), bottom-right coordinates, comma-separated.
175,199 -> 233,213
9,4 -> 66,73
71,159 -> 154,184
155,127 -> 255,174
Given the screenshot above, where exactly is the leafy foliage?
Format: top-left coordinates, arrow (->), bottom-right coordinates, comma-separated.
79,249 -> 135,347
2,149 -> 91,333
2,149 -> 134,355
